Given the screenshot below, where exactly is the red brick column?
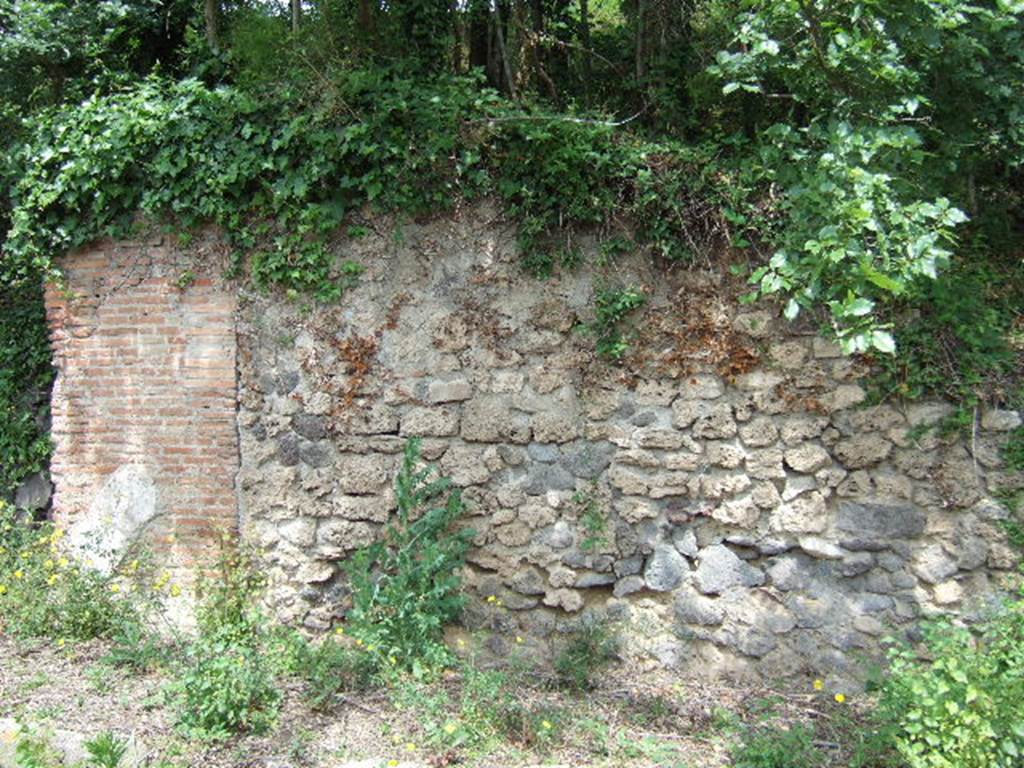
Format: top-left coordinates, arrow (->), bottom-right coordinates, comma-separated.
44,239 -> 238,569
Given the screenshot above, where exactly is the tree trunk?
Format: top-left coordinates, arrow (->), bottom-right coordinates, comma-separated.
634,0 -> 646,82
291,0 -> 302,33
579,0 -> 592,86
358,0 -> 375,38
491,0 -> 517,98
204,0 -> 219,52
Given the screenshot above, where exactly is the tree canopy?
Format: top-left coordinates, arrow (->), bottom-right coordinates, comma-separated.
0,1 -> 1021,442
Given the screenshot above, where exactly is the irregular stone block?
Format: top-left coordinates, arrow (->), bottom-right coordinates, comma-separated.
693,402 -> 738,439
428,378 -> 473,403
738,417 -> 778,448
693,544 -> 765,595
834,434 -> 892,469
913,544 -> 958,584
400,406 -> 459,437
335,454 -> 391,494
981,408 -> 1022,431
644,545 -> 689,591
292,412 -> 328,440
560,441 -> 616,479
678,374 -> 724,400
461,396 -> 531,443
784,443 -> 831,474
543,588 -> 584,612
770,492 -> 828,534
674,591 -> 724,626
836,500 -> 927,541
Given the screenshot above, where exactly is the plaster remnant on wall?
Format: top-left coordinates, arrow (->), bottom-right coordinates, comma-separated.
68,464 -> 158,574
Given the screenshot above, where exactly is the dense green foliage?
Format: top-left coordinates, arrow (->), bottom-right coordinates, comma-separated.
0,2 -> 1020,477
0,500 -> 142,641
173,540 -> 282,738
0,290 -> 52,492
879,603 -> 1024,768
345,437 -> 474,677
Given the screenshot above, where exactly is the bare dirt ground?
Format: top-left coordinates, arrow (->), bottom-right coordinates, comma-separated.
0,635 -> 865,768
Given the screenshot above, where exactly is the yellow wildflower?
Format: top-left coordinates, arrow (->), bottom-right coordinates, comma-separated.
541,720 -> 552,730
0,585 -> 7,595
334,626 -> 345,636
486,595 -> 496,603
813,679 -> 824,691
44,559 -> 53,569
443,722 -> 457,735
58,557 -> 69,568
47,574 -> 59,586
515,635 -> 524,644
110,583 -> 120,593
387,761 -> 399,768
57,639 -> 66,648
170,584 -> 182,597
406,742 -> 416,752
13,570 -> 23,580
834,693 -> 846,704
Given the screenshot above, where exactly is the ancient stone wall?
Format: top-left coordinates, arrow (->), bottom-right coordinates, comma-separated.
45,236 -> 238,571
232,205 -> 1022,684
43,206 -> 1023,683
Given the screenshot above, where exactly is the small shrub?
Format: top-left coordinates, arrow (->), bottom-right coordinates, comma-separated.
286,631 -> 377,711
13,723 -> 62,768
172,538 -> 280,739
345,437 -> 474,676
1004,426 -> 1024,473
174,631 -> 281,739
572,483 -> 608,553
0,501 -> 143,642
83,731 -> 128,768
554,619 -> 619,690
581,285 -> 646,361
731,724 -> 823,768
878,601 -> 1024,768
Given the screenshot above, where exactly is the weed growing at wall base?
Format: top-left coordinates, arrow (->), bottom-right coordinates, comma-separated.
0,501 -> 144,642
345,437 -> 474,677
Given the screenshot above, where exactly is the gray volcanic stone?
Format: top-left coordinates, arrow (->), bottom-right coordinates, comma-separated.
522,463 -> 576,494
693,545 -> 765,595
674,591 -> 724,626
614,556 -> 644,577
277,433 -> 301,466
14,473 -> 51,511
644,545 -> 689,591
276,370 -> 300,394
300,441 -> 333,468
292,412 -> 328,440
836,501 -> 927,541
575,571 -> 616,588
613,576 -> 645,597
912,544 -> 958,584
560,441 -> 616,479
527,442 -> 561,463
